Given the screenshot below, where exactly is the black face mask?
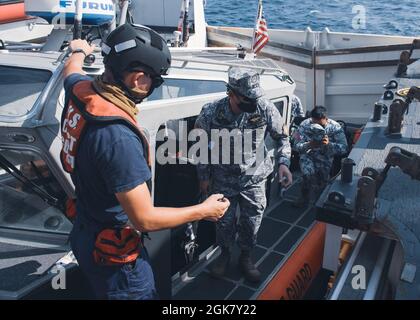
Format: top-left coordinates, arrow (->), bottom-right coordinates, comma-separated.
129,73 -> 164,103
238,100 -> 257,113
117,69 -> 165,104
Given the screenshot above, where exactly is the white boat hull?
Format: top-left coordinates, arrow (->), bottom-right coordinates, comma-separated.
0,17 -> 53,43
207,26 -> 420,124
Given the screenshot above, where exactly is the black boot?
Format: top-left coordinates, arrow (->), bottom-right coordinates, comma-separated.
210,247 -> 230,278
293,196 -> 309,208
238,251 -> 261,283
292,192 -> 309,208
293,185 -> 309,208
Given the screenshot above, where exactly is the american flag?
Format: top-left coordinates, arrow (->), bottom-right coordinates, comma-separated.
252,1 -> 269,54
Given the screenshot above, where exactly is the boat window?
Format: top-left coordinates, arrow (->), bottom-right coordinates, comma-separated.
272,96 -> 290,121
0,148 -> 72,234
146,78 -> 226,101
0,66 -> 51,118
274,100 -> 285,116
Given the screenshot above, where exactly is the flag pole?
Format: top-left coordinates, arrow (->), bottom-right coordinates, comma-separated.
251,0 -> 262,54
182,0 -> 190,44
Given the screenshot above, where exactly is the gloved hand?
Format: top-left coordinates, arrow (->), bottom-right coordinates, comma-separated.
279,164 -> 293,187
309,140 -> 322,149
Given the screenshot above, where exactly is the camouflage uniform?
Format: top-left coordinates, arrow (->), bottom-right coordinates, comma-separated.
195,68 -> 291,251
291,95 -> 305,119
293,118 -> 348,199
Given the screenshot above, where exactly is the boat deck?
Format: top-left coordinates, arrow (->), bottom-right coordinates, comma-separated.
326,77 -> 420,300
0,241 -> 68,299
173,180 -> 317,300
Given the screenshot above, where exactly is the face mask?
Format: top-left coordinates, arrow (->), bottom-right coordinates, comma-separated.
238,100 -> 257,113
127,86 -> 149,103
129,71 -> 163,101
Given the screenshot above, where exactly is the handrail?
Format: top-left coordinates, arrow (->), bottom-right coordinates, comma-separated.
171,56 -> 286,75
170,47 -> 240,54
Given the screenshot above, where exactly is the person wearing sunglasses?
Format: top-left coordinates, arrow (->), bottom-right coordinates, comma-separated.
60,24 -> 230,300
195,67 -> 293,283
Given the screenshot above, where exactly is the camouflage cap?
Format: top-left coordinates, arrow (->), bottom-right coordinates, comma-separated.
227,67 -> 264,100
309,123 -> 326,142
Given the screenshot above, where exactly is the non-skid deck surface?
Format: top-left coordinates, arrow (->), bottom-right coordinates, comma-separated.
0,242 -> 67,292
337,79 -> 420,299
174,187 -> 316,300
353,97 -> 420,241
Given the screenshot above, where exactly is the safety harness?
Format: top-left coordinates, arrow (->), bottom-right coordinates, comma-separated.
60,80 -> 151,266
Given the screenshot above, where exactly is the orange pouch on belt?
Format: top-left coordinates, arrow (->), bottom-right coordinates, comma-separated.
93,227 -> 141,266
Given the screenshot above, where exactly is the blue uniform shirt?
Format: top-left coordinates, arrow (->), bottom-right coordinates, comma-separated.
64,74 -> 151,226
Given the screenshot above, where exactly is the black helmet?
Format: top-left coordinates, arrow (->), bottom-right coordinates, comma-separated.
102,23 -> 171,78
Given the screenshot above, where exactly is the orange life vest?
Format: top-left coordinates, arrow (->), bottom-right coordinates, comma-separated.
60,80 -> 151,266
60,80 -> 151,174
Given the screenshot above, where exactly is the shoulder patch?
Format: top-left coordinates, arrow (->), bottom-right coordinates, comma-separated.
248,114 -> 262,123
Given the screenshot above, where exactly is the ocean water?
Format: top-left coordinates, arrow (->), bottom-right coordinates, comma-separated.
205,0 -> 420,37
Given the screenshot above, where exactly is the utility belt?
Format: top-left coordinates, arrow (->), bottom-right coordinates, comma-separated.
93,225 -> 142,266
